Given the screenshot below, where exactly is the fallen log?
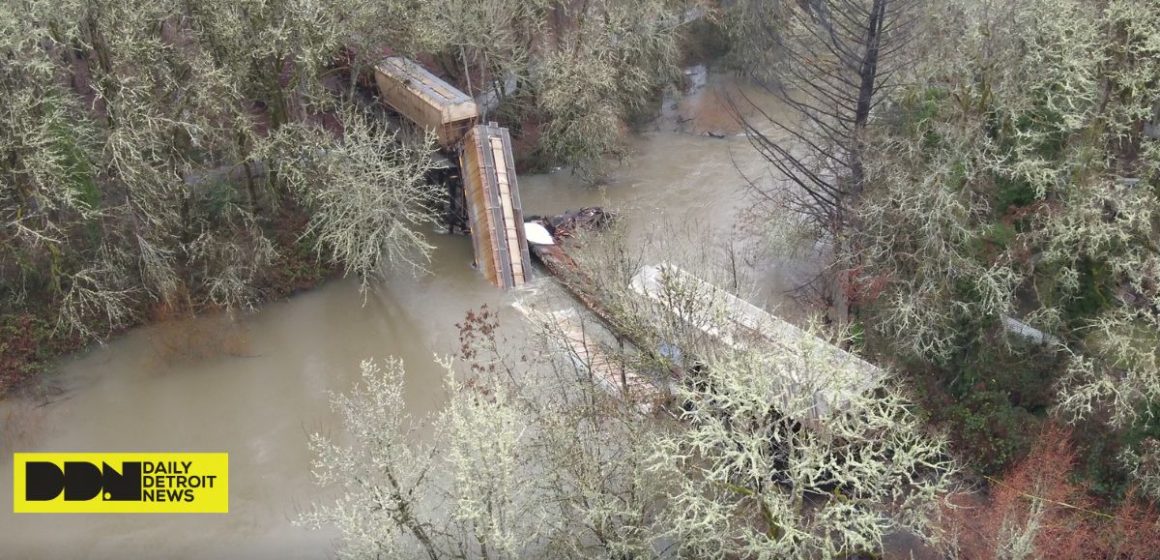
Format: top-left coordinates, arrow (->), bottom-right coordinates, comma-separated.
525,209 -> 684,380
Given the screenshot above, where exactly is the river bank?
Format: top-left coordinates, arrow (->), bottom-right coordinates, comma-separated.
0,201 -> 338,398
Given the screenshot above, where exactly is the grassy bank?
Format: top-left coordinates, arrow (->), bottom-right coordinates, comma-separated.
0,204 -> 337,398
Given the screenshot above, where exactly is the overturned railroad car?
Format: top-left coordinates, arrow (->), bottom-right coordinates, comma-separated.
373,57 -> 478,149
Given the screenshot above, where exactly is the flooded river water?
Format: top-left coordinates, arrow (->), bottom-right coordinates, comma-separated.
0,75 -> 806,559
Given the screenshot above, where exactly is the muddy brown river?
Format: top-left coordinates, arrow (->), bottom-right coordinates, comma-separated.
0,75 -> 806,559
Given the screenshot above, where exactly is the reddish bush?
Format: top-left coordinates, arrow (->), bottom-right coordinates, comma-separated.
0,313 -> 84,397
941,423 -> 1160,559
1097,491 -> 1160,559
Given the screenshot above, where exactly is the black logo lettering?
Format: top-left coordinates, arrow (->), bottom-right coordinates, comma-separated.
63,462 -> 101,501
25,462 -> 65,501
102,462 -> 142,501
25,462 -> 142,501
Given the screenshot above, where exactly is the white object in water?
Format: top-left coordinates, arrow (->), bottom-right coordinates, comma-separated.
524,222 -> 555,245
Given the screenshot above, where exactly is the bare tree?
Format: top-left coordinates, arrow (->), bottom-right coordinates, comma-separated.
261,109 -> 440,289
835,0 -> 1160,500
528,0 -> 686,181
0,0 -> 452,342
731,0 -> 923,234
305,322 -> 956,559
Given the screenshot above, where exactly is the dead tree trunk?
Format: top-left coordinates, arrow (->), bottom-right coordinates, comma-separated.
732,0 -> 917,233
731,0 -> 919,319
